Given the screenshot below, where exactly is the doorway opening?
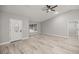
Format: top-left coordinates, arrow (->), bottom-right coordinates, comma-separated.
29,24 -> 38,36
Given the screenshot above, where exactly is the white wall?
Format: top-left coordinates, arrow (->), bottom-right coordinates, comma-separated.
0,12 -> 29,43
0,13 -> 10,43
41,10 -> 79,38
23,18 -> 29,39
0,15 -> 1,39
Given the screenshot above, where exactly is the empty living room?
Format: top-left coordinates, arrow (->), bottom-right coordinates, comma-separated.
0,5 -> 79,54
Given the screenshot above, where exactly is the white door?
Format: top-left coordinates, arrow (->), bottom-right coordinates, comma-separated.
68,20 -> 78,40
77,22 -> 79,40
68,20 -> 79,40
10,19 -> 23,41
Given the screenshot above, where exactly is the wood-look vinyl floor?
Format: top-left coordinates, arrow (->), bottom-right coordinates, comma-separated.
0,34 -> 79,54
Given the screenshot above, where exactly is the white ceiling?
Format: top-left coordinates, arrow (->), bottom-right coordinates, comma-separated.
0,5 -> 79,22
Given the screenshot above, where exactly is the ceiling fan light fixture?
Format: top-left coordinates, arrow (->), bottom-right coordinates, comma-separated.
48,9 -> 51,11
54,11 -> 59,14
44,5 -> 58,13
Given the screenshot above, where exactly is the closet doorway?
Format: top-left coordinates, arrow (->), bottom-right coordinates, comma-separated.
68,20 -> 79,40
10,19 -> 23,41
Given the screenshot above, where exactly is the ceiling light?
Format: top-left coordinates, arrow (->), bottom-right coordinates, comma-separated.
43,5 -> 58,13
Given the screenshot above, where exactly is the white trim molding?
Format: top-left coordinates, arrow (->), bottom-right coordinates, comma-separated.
42,33 -> 68,39
0,37 -> 29,45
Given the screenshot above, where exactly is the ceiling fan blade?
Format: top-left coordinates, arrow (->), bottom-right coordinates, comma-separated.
42,5 -> 58,13
46,5 -> 50,8
42,6 -> 48,11
52,5 -> 58,8
51,9 -> 55,11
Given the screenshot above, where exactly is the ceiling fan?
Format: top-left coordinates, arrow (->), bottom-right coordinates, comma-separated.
43,5 -> 58,13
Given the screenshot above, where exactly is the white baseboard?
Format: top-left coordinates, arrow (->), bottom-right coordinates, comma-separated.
0,37 -> 29,45
0,41 -> 12,45
43,33 -> 68,39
